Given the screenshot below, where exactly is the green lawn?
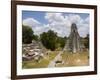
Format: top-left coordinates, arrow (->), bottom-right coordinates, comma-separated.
56,51 -> 89,67
22,51 -> 58,69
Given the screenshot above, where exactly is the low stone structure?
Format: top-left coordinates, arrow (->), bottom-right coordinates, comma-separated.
22,40 -> 46,61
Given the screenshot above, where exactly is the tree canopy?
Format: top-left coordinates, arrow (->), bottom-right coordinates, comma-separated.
84,34 -> 89,48
40,30 -> 57,51
40,30 -> 66,51
22,25 -> 33,44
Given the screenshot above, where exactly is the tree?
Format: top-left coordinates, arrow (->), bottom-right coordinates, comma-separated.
40,30 -> 57,51
57,37 -> 66,48
80,34 -> 89,49
22,25 -> 33,44
84,34 -> 89,49
33,35 -> 39,41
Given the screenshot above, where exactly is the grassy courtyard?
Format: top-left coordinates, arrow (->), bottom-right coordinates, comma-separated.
56,51 -> 89,67
22,50 -> 89,69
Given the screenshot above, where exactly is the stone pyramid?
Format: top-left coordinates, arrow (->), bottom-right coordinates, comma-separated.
64,23 -> 81,53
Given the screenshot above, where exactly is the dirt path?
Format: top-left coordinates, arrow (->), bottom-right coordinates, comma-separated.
48,51 -> 63,67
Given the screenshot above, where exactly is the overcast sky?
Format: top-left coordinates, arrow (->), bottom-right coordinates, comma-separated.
22,11 -> 90,38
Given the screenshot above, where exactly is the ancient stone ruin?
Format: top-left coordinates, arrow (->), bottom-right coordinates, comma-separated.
64,23 -> 81,53
22,40 -> 47,61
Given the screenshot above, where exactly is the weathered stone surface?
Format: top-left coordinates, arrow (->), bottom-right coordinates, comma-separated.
22,40 -> 46,61
64,23 -> 81,53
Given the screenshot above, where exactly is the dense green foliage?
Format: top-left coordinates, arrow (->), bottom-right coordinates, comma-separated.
84,34 -> 89,48
40,30 -> 66,51
40,30 -> 57,51
22,25 -> 33,44
57,37 -> 67,48
81,34 -> 89,49
33,35 -> 39,41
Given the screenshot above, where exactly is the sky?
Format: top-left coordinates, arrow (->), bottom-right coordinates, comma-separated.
22,11 -> 90,38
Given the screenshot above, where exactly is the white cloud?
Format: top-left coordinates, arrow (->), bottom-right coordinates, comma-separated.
22,18 -> 44,35
45,13 -> 89,37
78,24 -> 89,37
48,21 -> 70,37
23,18 -> 40,28
68,14 -> 81,23
33,24 -> 50,35
22,13 -> 89,38
85,16 -> 89,24
45,13 -> 64,23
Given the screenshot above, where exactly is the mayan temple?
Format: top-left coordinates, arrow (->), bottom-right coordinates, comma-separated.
64,23 -> 81,53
